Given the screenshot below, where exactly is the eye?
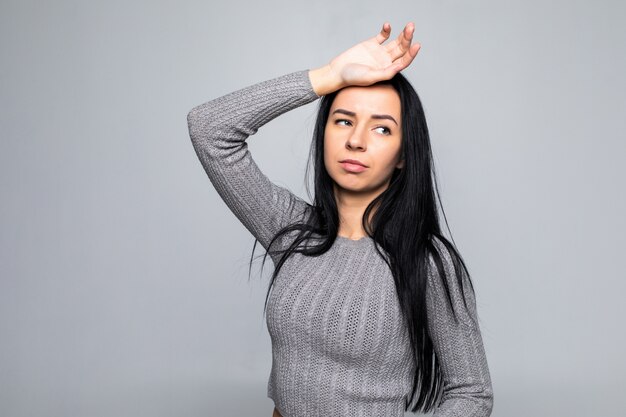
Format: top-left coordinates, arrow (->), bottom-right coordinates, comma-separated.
335,119 -> 352,127
374,126 -> 392,135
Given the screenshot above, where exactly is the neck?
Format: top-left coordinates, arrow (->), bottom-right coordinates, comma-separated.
333,184 -> 385,240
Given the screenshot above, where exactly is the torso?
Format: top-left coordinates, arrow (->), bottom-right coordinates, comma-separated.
265,236 -> 414,416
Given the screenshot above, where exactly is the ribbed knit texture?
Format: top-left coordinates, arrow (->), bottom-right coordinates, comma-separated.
186,70 -> 493,417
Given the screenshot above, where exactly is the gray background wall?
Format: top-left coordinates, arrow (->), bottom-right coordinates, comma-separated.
1,0 -> 624,416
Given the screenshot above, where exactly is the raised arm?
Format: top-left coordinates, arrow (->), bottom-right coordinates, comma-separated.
186,70 -> 319,254
186,22 -> 420,256
426,239 -> 494,416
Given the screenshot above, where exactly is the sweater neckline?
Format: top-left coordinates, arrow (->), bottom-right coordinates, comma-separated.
336,235 -> 372,244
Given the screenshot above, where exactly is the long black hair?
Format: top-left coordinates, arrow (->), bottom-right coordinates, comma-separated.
249,72 -> 476,413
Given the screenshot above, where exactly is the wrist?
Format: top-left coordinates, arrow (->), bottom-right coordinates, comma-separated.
308,65 -> 343,96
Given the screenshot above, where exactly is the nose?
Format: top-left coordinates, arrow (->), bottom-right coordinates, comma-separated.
345,127 -> 366,151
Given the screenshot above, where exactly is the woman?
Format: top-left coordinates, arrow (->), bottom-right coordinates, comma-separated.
187,22 -> 493,417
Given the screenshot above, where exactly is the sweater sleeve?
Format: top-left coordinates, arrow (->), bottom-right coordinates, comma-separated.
426,239 -> 494,416
186,70 -> 320,256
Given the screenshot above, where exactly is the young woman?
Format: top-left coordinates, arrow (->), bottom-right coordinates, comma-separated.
187,22 -> 493,417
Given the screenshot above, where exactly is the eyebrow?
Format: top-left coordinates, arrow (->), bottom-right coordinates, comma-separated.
331,108 -> 398,126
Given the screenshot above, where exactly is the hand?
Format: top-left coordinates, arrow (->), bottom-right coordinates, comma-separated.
309,22 -> 421,96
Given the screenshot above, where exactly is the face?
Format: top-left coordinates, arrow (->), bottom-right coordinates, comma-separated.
324,84 -> 404,198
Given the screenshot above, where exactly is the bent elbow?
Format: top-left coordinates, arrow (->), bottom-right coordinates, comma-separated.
480,384 -> 494,416
439,383 -> 494,416
186,106 -> 204,144
466,382 -> 494,416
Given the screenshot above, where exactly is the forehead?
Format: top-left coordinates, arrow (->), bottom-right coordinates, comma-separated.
331,84 -> 401,117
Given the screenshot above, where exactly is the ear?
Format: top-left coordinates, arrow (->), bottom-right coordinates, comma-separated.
396,158 -> 405,169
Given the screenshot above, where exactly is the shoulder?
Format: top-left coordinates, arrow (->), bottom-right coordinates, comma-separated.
426,234 -> 459,273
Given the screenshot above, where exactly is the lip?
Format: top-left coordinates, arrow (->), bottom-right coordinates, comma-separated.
339,159 -> 368,167
340,160 -> 368,173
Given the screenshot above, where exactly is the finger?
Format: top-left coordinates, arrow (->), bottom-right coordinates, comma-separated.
385,22 -> 414,60
392,42 -> 421,72
374,22 -> 392,44
402,22 -> 415,46
368,43 -> 420,84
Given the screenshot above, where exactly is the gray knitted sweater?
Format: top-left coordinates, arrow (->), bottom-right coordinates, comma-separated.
186,70 -> 493,416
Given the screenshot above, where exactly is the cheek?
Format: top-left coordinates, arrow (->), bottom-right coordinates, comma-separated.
375,146 -> 403,176
375,142 -> 402,164
389,138 -> 404,162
